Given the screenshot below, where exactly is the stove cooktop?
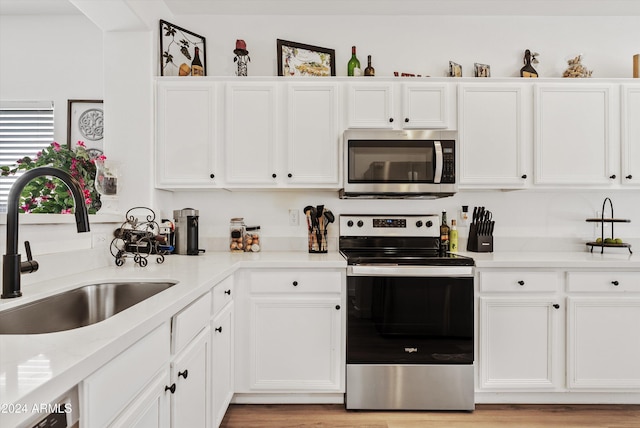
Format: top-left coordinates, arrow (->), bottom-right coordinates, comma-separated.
340,251 -> 475,267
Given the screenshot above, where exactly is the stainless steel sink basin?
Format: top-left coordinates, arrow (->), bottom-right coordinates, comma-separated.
0,281 -> 177,334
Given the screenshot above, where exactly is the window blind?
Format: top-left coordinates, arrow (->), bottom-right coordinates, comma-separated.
0,100 -> 55,212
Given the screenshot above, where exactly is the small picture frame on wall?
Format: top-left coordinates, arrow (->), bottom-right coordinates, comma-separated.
159,19 -> 207,76
277,39 -> 335,77
449,61 -> 462,77
474,63 -> 491,77
67,99 -> 104,156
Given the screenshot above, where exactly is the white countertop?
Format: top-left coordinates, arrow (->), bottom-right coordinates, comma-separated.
0,251 -> 346,427
464,250 -> 640,269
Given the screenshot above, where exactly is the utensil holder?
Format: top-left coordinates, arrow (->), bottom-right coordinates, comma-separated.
466,223 -> 493,253
308,226 -> 327,253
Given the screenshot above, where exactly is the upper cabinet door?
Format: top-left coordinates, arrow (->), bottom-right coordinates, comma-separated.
225,83 -> 278,184
286,83 -> 340,186
534,84 -> 616,186
401,83 -> 450,129
458,84 -> 530,188
346,82 -> 394,128
156,82 -> 217,188
621,84 -> 640,187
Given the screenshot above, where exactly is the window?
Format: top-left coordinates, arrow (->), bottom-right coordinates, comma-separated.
0,101 -> 54,212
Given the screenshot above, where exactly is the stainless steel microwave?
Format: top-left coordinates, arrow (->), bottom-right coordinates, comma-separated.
340,129 -> 458,199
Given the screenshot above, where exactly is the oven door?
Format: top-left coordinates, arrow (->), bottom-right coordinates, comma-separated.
346,266 -> 474,365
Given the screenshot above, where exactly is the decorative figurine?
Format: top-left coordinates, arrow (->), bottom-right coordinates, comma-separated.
563,54 -> 592,78
520,49 -> 539,78
233,39 -> 250,76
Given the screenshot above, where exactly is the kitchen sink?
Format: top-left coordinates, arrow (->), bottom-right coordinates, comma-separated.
0,281 -> 177,334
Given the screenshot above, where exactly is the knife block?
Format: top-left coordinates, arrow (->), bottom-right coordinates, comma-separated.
466,223 -> 493,252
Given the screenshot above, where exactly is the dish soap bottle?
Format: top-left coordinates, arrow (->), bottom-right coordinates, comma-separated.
449,219 -> 458,252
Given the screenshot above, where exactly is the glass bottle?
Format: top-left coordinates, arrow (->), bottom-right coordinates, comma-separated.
191,46 -> 204,76
440,211 -> 450,255
364,55 -> 375,76
347,46 -> 361,76
449,219 -> 458,252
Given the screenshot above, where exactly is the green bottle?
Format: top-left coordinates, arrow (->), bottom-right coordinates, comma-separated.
348,46 -> 361,76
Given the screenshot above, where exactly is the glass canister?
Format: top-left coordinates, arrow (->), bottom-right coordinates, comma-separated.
229,218 -> 245,252
244,226 -> 261,252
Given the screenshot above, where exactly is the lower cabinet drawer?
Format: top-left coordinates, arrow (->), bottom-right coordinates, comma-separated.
249,270 -> 342,294
172,291 -> 212,354
567,271 -> 640,292
480,271 -> 560,293
82,322 -> 170,428
213,274 -> 234,315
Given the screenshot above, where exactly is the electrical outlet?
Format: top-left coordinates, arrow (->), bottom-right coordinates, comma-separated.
289,209 -> 299,226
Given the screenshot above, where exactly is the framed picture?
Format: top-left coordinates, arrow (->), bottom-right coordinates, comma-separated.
449,61 -> 462,77
159,20 -> 206,76
67,99 -> 104,155
277,39 -> 335,77
474,63 -> 491,78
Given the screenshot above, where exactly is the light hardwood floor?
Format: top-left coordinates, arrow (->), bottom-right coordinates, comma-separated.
220,404 -> 640,428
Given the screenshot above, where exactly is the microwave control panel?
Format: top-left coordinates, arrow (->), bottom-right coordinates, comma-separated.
441,140 -> 455,183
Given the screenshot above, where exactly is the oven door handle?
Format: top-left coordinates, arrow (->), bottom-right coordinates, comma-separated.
348,265 -> 474,277
433,140 -> 443,184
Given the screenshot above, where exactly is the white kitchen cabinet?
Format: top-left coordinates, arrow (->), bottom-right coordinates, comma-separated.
156,81 -> 218,188
346,82 -> 451,129
224,82 -> 278,185
534,84 -> 616,186
285,82 -> 340,186
566,271 -> 640,389
458,84 -> 531,188
211,275 -> 234,428
110,370 -> 171,428
621,84 -> 640,187
478,271 -> 562,390
235,269 -> 345,395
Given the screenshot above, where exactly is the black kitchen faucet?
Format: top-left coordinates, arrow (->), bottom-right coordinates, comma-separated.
1,167 -> 90,298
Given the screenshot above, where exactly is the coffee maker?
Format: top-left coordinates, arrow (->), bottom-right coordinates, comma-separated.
173,208 -> 204,255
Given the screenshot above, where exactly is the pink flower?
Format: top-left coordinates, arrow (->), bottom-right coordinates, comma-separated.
20,205 -> 30,213
61,208 -> 72,214
77,141 -> 86,147
51,142 -> 61,152
83,189 -> 91,198
85,197 -> 92,205
45,181 -> 56,190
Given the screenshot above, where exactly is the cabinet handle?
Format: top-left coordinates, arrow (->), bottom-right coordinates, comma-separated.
389,118 -> 394,123
272,173 -> 277,178
165,383 -> 176,394
209,173 -> 215,179
626,175 -> 633,179
288,173 -> 293,178
612,280 -> 620,286
335,305 -> 341,310
215,326 -> 223,333
553,304 -> 560,309
404,118 -> 409,123
292,281 -> 298,286
521,174 -> 527,179
178,370 -> 188,379
224,289 -> 231,295
517,280 -> 525,286
610,174 -> 617,179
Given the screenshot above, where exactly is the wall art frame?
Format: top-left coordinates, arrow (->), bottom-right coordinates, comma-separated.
277,39 -> 335,77
67,99 -> 104,155
159,19 -> 207,76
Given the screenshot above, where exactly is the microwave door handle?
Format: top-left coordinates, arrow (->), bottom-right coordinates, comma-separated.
434,140 -> 443,183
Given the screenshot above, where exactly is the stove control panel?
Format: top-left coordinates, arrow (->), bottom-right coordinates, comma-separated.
340,215 -> 439,237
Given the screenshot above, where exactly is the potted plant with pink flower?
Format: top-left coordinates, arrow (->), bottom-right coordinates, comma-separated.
0,141 -> 102,214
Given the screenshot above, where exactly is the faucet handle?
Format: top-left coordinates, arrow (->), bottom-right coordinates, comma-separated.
20,241 -> 39,274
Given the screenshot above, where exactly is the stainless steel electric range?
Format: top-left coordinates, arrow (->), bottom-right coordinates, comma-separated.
339,214 -> 475,411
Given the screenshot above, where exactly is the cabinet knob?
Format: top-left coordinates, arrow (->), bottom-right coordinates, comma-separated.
288,173 -> 293,178
626,175 -> 633,179
518,280 -> 525,286
521,174 -> 527,179
404,118 -> 409,123
165,383 -> 176,394
210,173 -> 215,179
610,174 -> 617,179
612,280 -> 620,286
215,326 -> 223,333
292,281 -> 298,286
335,305 -> 341,310
272,173 -> 277,178
224,289 -> 231,295
389,118 -> 394,123
553,304 -> 560,309
178,370 -> 188,379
